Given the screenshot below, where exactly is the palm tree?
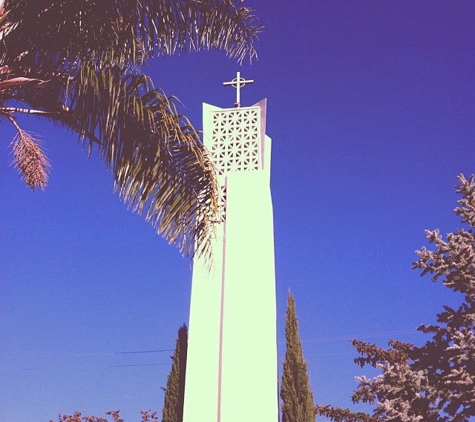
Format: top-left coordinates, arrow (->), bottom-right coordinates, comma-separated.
0,0 -> 262,259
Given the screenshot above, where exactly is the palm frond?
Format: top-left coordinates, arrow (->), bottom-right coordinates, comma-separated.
4,0 -> 262,68
0,0 -> 261,259
9,125 -> 50,190
64,63 -> 219,259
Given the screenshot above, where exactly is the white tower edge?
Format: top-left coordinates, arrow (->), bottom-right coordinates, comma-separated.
183,99 -> 278,422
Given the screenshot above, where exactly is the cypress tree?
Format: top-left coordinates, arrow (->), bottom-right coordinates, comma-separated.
162,324 -> 188,422
281,291 -> 315,422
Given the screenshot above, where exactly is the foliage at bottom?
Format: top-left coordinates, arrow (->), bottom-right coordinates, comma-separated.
50,410 -> 158,422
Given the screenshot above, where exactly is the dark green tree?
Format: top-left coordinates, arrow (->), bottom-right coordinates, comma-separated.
281,291 -> 315,422
162,325 -> 188,422
315,174 -> 475,422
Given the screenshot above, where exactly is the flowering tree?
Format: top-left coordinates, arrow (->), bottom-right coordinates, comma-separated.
315,174 -> 475,422
50,410 -> 158,422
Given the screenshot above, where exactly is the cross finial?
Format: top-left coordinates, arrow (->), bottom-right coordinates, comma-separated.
223,72 -> 254,107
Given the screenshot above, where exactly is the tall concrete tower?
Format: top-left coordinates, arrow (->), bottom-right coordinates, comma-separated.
182,73 -> 278,422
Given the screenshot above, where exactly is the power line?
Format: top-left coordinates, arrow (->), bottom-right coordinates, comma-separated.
300,329 -> 419,343
0,348 -> 174,360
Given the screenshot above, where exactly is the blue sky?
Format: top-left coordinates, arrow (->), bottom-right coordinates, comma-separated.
2,1 -> 475,421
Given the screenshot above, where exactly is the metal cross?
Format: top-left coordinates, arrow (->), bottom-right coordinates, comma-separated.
223,72 -> 254,107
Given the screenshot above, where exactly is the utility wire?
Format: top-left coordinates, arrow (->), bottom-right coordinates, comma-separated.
0,348 -> 174,360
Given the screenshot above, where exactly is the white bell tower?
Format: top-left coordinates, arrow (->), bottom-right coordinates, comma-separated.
183,73 -> 278,422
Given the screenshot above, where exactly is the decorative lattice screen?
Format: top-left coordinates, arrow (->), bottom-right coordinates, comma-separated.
210,107 -> 261,175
